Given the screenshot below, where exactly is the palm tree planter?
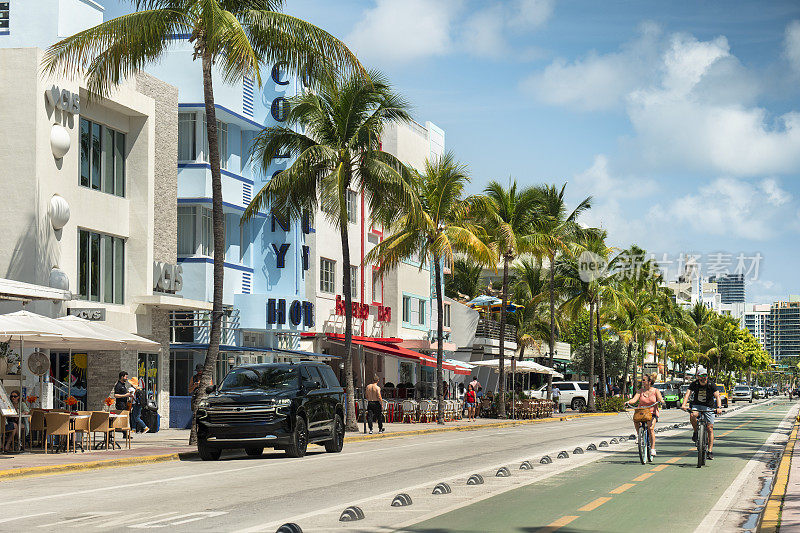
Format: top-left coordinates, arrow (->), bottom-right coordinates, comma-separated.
245,70 -> 413,431
366,153 -> 493,424
43,0 -> 362,443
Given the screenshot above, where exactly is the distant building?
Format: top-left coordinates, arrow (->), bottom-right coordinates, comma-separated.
765,298 -> 800,360
742,304 -> 770,348
711,273 -> 745,304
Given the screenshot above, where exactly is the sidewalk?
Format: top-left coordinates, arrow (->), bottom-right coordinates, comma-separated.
0,412 -> 614,480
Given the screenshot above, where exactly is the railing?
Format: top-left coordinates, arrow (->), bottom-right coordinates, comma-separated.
169,309 -> 240,345
51,376 -> 85,410
475,318 -> 517,343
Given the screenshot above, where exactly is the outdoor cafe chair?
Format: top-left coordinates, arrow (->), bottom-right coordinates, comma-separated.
89,411 -> 113,449
44,412 -> 74,454
72,412 -> 92,451
401,400 -> 416,423
113,413 -> 131,449
29,409 -> 45,449
419,400 -> 434,423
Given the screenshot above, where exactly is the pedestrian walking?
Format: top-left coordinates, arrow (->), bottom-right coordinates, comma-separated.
113,371 -> 133,411
128,377 -> 150,434
465,384 -> 477,421
365,374 -> 385,435
552,385 -> 561,411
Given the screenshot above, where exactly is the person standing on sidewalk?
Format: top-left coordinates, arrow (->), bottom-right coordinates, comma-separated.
114,371 -> 133,411
128,377 -> 150,434
552,386 -> 561,412
366,374 -> 385,435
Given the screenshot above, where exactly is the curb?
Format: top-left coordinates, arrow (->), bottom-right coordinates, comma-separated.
759,414 -> 800,533
0,451 -> 197,481
0,412 -> 617,481
344,411 -> 618,442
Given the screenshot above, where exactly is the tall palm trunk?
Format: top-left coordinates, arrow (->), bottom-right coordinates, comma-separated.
190,48 -> 224,446
339,190 -> 357,431
595,303 -> 606,398
434,253 -> 445,424
547,252 -> 556,400
587,300 -> 596,411
623,342 -> 633,397
497,254 -> 510,418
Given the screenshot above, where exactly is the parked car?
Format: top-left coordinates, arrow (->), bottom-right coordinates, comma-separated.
653,382 -> 680,408
753,386 -> 766,399
196,362 -> 345,461
732,385 -> 753,403
528,381 -> 590,411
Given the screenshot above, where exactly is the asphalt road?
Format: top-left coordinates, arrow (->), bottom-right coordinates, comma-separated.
0,399 -> 792,532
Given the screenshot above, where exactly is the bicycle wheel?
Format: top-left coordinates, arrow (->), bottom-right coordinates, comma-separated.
638,425 -> 647,465
697,424 -> 706,468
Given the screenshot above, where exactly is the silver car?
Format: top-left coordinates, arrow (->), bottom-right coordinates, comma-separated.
732,385 -> 753,403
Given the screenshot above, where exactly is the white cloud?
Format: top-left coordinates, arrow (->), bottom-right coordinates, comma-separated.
347,0 -> 555,64
346,0 -> 461,65
648,177 -> 794,241
785,20 -> 800,72
521,22 -> 661,111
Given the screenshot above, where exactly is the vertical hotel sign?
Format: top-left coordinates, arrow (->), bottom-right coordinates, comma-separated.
0,3 -> 9,31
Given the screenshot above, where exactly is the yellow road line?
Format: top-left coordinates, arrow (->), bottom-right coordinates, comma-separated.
610,483 -> 636,494
633,472 -> 654,482
761,416 -> 799,533
538,515 -> 579,532
651,464 -> 669,472
666,457 -> 682,464
577,497 -> 611,512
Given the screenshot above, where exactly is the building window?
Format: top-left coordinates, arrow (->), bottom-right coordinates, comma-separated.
346,190 -> 357,224
79,118 -> 125,197
372,270 -> 382,303
443,304 -> 451,328
202,116 -> 228,170
177,206 -> 215,256
402,295 -> 426,326
320,258 -> 335,293
78,229 -> 124,304
344,265 -> 358,299
178,112 -> 197,161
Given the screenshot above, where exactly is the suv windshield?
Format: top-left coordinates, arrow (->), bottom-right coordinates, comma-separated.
734,386 -> 749,391
219,366 -> 300,392
653,384 -> 668,390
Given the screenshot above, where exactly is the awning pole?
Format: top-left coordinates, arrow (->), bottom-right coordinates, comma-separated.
18,337 -> 23,451
67,349 -> 72,409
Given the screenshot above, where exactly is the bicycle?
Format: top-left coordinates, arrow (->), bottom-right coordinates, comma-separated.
691,408 -> 714,468
625,405 -> 659,465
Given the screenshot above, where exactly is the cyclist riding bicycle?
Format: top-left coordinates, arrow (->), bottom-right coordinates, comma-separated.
624,372 -> 663,458
681,366 -> 722,460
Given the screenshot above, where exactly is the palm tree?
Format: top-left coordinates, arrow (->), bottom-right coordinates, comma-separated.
480,181 -> 540,417
531,184 -> 591,399
446,257 -> 483,300
511,258 -> 553,362
366,153 -> 493,423
244,69 -> 412,431
42,0 -> 362,444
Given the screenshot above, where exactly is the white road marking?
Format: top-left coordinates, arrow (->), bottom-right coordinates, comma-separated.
38,512 -> 118,528
0,512 -> 54,524
129,512 -> 227,528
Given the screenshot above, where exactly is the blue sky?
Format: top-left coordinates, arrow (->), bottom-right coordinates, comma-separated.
103,1 -> 800,303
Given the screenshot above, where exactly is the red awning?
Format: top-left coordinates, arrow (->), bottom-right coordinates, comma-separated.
323,334 -> 470,375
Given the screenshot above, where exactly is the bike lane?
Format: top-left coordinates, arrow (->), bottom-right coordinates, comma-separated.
407,401 -> 792,533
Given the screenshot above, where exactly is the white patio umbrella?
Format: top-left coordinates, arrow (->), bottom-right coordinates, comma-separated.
472,358 -> 564,419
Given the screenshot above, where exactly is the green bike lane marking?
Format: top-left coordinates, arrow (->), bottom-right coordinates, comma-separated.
407,402 -> 791,533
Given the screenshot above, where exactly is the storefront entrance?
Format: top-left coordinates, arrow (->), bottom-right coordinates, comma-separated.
50,352 -> 88,408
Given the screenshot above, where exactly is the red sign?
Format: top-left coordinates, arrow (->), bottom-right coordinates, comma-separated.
335,295 -> 391,322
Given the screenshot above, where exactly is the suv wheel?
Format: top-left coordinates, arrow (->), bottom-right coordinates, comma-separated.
285,416 -> 308,458
198,439 -> 221,461
571,397 -> 586,411
245,447 -> 263,457
324,414 -> 345,453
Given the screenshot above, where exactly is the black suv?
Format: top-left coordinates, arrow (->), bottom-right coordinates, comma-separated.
196,362 -> 345,461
